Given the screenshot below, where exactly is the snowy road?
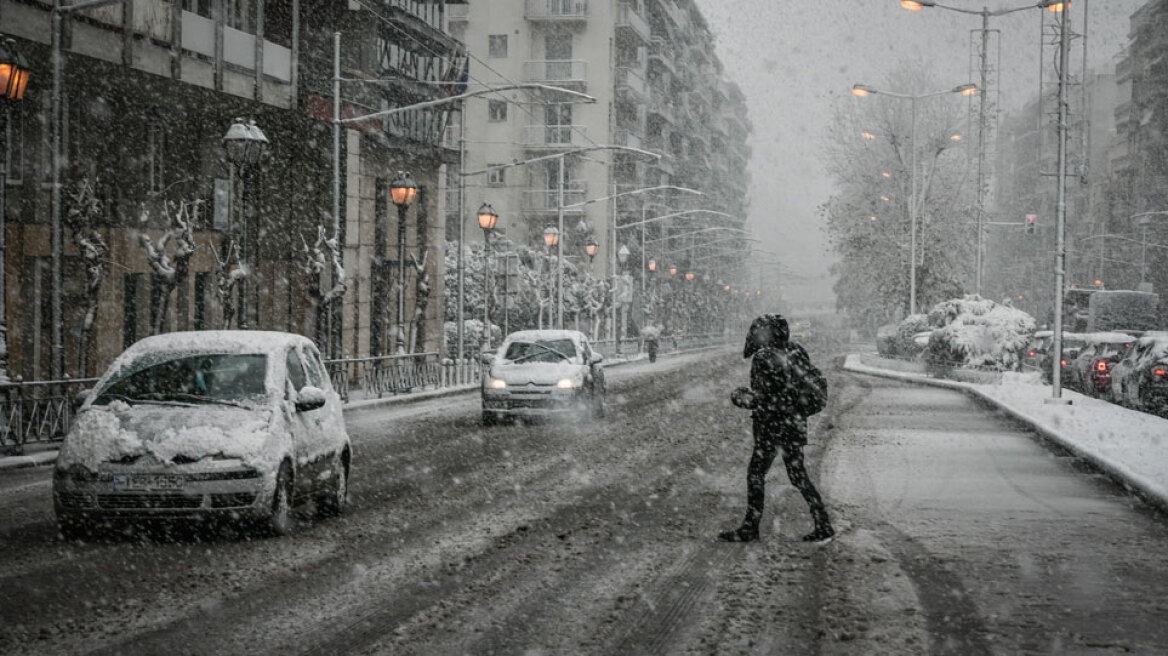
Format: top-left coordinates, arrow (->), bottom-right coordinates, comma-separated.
2,351 -> 1168,654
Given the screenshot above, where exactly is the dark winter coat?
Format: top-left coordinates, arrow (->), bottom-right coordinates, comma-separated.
741,314 -> 810,446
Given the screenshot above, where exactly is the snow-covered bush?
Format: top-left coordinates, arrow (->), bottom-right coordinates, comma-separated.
894,313 -> 930,357
923,295 -> 1036,371
443,320 -> 502,359
875,323 -> 898,356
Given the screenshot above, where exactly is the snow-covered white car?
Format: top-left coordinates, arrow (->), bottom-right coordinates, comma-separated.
53,331 -> 351,539
480,330 -> 606,425
1109,332 -> 1168,414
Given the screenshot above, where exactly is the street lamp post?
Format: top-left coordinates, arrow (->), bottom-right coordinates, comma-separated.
0,36 -> 30,384
389,172 -> 418,354
543,226 -> 560,328
852,82 -> 978,315
477,203 -> 498,352
901,0 -> 1072,295
222,118 -> 271,330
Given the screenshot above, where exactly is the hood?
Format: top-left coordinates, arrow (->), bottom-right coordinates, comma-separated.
744,313 -> 789,359
490,361 -> 585,386
58,402 -> 275,471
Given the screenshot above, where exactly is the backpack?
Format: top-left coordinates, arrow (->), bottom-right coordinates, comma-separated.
789,346 -> 829,417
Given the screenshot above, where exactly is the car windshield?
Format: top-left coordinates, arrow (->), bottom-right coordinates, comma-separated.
503,339 -> 577,363
93,353 -> 269,408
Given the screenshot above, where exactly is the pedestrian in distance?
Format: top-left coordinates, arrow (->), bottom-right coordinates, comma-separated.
722,313 -> 834,544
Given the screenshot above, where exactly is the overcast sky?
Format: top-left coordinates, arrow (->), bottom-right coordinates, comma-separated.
695,0 -> 1145,302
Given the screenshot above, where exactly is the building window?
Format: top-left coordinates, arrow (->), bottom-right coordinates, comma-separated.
4,106 -> 22,184
487,165 -> 506,187
148,124 -> 165,195
183,0 -> 213,18
488,100 -> 508,123
488,35 -> 508,58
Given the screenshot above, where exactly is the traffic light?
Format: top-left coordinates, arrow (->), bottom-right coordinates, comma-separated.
1026,214 -> 1036,234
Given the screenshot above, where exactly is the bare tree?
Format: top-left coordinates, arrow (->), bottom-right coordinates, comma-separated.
302,224 -> 346,352
407,250 -> 429,353
65,178 -> 107,377
138,200 -> 200,335
212,239 -> 246,330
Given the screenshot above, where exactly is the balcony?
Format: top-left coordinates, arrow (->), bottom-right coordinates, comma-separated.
524,60 -> 589,89
613,129 -> 644,150
648,37 -> 677,76
522,124 -> 592,149
649,92 -> 677,125
651,153 -> 676,177
526,0 -> 589,22
522,184 -> 589,214
616,67 -> 648,103
616,2 -> 651,45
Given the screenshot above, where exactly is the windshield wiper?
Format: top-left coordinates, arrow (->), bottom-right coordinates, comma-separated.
139,392 -> 252,409
512,342 -> 571,363
95,393 -> 191,408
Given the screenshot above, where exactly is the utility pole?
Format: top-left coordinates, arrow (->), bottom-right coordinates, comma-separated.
1049,3 -> 1071,403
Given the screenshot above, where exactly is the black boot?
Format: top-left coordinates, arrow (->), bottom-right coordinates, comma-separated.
718,524 -> 759,542
801,510 -> 835,544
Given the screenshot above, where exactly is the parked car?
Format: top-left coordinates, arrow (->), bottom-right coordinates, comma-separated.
1023,330 -> 1053,372
53,331 -> 351,540
1108,332 -> 1168,415
481,330 -> 606,425
1067,332 -> 1135,396
1039,332 -> 1087,385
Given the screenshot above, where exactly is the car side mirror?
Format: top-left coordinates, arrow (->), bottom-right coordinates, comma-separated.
481,353 -> 495,365
295,386 -> 327,412
591,353 -> 605,364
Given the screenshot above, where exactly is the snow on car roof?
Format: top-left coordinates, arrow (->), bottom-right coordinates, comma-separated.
1082,331 -> 1137,344
121,331 -> 316,359
502,330 -> 587,344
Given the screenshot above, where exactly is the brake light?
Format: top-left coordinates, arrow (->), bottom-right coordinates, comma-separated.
1155,369 -> 1167,377
1096,360 -> 1108,372
1029,350 -> 1035,357
1061,359 -> 1068,366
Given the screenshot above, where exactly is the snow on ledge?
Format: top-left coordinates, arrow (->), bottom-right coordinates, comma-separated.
843,353 -> 1168,512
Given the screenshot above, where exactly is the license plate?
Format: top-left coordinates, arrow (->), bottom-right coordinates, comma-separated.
112,474 -> 184,491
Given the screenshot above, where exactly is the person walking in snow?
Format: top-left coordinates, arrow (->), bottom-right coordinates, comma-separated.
722,313 -> 834,544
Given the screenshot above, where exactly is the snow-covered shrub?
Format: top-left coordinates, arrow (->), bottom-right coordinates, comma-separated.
443,320 -> 502,359
923,295 -> 1036,371
875,323 -> 898,356
894,313 -> 930,357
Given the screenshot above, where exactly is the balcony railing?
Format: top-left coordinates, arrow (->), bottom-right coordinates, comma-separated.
526,0 -> 590,20
616,2 -> 651,43
613,129 -> 644,150
616,66 -> 648,101
447,3 -> 470,23
385,0 -> 446,31
523,60 -> 589,86
522,124 -> 591,149
522,185 -> 589,213
649,94 -> 677,124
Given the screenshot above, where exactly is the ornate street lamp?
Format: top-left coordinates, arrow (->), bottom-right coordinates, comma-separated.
543,225 -> 560,249
685,272 -> 695,281
617,244 -> 630,268
0,37 -> 30,384
585,236 -> 599,262
389,171 -> 417,353
222,118 -> 270,330
648,259 -> 656,272
669,265 -> 678,276
478,203 -> 498,351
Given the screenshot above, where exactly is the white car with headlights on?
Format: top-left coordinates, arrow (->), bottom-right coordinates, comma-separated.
481,330 -> 606,425
53,331 -> 351,540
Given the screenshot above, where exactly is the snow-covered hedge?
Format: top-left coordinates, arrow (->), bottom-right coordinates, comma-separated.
443,320 -> 502,359
894,314 -> 931,356
1088,290 -> 1160,332
923,295 -> 1036,371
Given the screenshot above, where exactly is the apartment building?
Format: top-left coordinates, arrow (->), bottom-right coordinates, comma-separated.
445,0 -> 751,284
0,0 -> 461,380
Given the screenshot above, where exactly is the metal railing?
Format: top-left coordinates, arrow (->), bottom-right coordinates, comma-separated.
592,331 -> 729,359
0,377 -> 101,455
525,0 -> 590,20
324,353 -> 481,403
521,124 -> 591,149
523,60 -> 588,85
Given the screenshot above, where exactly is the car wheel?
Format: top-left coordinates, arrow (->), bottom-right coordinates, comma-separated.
264,464 -> 294,537
482,410 -> 499,426
318,452 -> 349,518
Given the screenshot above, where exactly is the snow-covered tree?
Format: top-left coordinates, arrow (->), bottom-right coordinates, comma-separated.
138,199 -> 200,336
212,239 -> 246,330
302,224 -> 346,352
65,178 -> 107,377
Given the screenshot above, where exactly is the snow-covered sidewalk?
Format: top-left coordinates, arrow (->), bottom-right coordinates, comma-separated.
844,353 -> 1168,512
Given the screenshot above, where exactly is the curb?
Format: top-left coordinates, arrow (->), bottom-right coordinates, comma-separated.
841,357 -> 1168,515
0,450 -> 60,472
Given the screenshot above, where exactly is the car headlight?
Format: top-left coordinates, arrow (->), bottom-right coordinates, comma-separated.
556,378 -> 578,389
489,378 -> 507,389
